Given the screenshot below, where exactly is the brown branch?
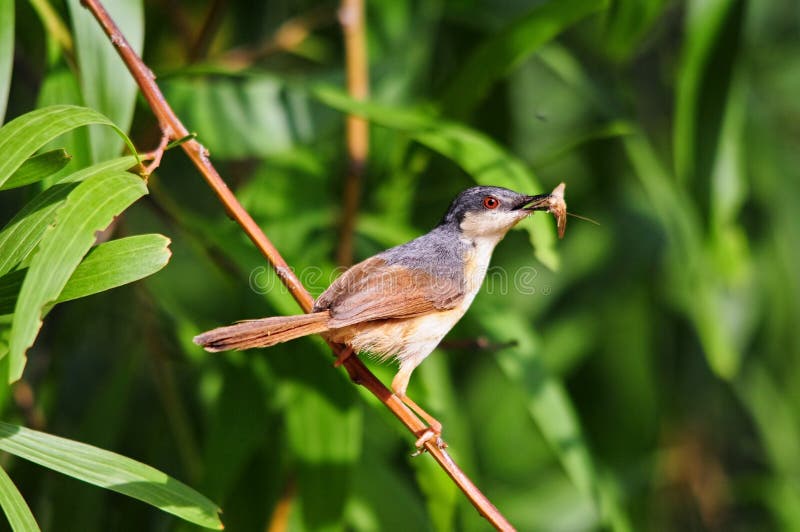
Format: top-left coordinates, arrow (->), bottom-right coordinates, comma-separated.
79,1 -> 514,530
336,0 -> 370,267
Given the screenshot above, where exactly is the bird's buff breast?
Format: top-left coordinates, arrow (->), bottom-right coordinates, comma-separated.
328,236 -> 495,363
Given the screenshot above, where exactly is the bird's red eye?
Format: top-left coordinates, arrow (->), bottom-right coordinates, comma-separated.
483,196 -> 499,209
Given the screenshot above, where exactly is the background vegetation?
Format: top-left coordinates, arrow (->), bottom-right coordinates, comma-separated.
1,0 -> 798,530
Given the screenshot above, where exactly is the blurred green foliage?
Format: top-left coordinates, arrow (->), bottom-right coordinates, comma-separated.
1,0 -> 799,530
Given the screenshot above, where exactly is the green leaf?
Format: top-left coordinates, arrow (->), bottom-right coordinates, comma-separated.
36,69 -> 93,171
7,171 -> 147,382
66,0 -> 144,162
0,234 -> 171,315
57,234 -> 172,302
0,0 -> 13,124
0,149 -> 72,190
674,0 -> 745,188
284,360 -> 362,530
0,421 -> 222,529
477,310 -> 628,528
312,85 -> 560,269
442,0 -> 608,118
0,270 -> 25,316
602,0 -> 668,62
484,313 -> 598,501
162,75 -> 330,159
0,156 -> 138,278
0,464 -> 40,532
0,105 -> 137,188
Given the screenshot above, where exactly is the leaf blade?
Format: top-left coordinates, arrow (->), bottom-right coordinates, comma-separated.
0,149 -> 72,190
0,464 -> 40,532
442,0 -> 608,118
66,0 -> 144,161
0,156 -> 138,278
57,234 -> 172,303
0,421 -> 222,529
0,235 -> 172,315
0,105 -> 137,188
7,171 -> 147,381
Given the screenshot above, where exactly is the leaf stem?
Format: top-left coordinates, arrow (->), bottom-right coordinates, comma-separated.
79,1 -> 515,529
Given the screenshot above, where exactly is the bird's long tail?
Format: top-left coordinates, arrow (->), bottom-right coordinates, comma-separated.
193,311 -> 331,352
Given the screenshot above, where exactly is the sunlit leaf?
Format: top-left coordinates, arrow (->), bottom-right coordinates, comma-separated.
57,234 -> 171,303
0,464 -> 40,532
0,156 -> 138,279
284,362 -> 362,530
66,0 -> 143,162
0,105 -> 136,188
0,421 -> 222,529
162,75 -> 330,159
36,69 -> 93,171
7,171 -> 147,382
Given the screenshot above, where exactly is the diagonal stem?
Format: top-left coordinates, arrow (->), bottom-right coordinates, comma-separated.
79,1 -> 514,529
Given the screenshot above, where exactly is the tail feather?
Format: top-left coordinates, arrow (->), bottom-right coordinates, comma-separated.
194,311 -> 330,352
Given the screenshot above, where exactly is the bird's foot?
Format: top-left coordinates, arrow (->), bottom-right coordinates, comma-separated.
411,428 -> 447,456
333,345 -> 354,368
395,391 -> 447,456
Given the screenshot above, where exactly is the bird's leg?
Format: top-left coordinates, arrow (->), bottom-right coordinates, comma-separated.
401,394 -> 447,451
333,345 -> 354,368
392,363 -> 446,453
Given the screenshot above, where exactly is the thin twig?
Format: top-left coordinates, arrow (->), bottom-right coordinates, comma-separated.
336,0 -> 369,267
439,337 -> 519,352
79,1 -> 514,529
188,0 -> 228,62
217,6 -> 335,69
159,0 -> 194,52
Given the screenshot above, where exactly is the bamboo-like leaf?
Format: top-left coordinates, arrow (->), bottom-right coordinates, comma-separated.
57,234 -> 171,302
36,69 -> 93,170
7,171 -> 147,382
0,235 -> 171,314
0,0 -> 13,124
0,149 -> 72,190
0,421 -> 222,529
0,270 -> 25,316
481,312 -> 597,501
0,156 -> 138,278
312,85 -> 560,269
674,0 -> 744,187
474,308 -> 629,528
162,75 -> 328,159
66,0 -> 143,162
442,0 -> 608,118
284,362 -> 362,529
0,464 -> 40,532
603,0 -> 668,61
0,105 -> 136,188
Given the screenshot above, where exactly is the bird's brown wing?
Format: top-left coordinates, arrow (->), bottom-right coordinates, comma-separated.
314,256 -> 465,329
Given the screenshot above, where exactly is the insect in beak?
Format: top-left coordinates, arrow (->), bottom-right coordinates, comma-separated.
516,183 -> 568,239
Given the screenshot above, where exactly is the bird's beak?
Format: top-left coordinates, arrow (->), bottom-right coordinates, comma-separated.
514,193 -> 552,211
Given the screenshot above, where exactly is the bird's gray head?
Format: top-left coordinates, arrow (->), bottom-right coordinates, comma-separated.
439,186 -> 552,241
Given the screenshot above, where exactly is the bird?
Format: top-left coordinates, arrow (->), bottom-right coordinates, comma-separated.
194,184 -> 566,448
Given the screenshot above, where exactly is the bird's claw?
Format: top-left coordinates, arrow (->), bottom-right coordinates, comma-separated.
411,429 -> 447,456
